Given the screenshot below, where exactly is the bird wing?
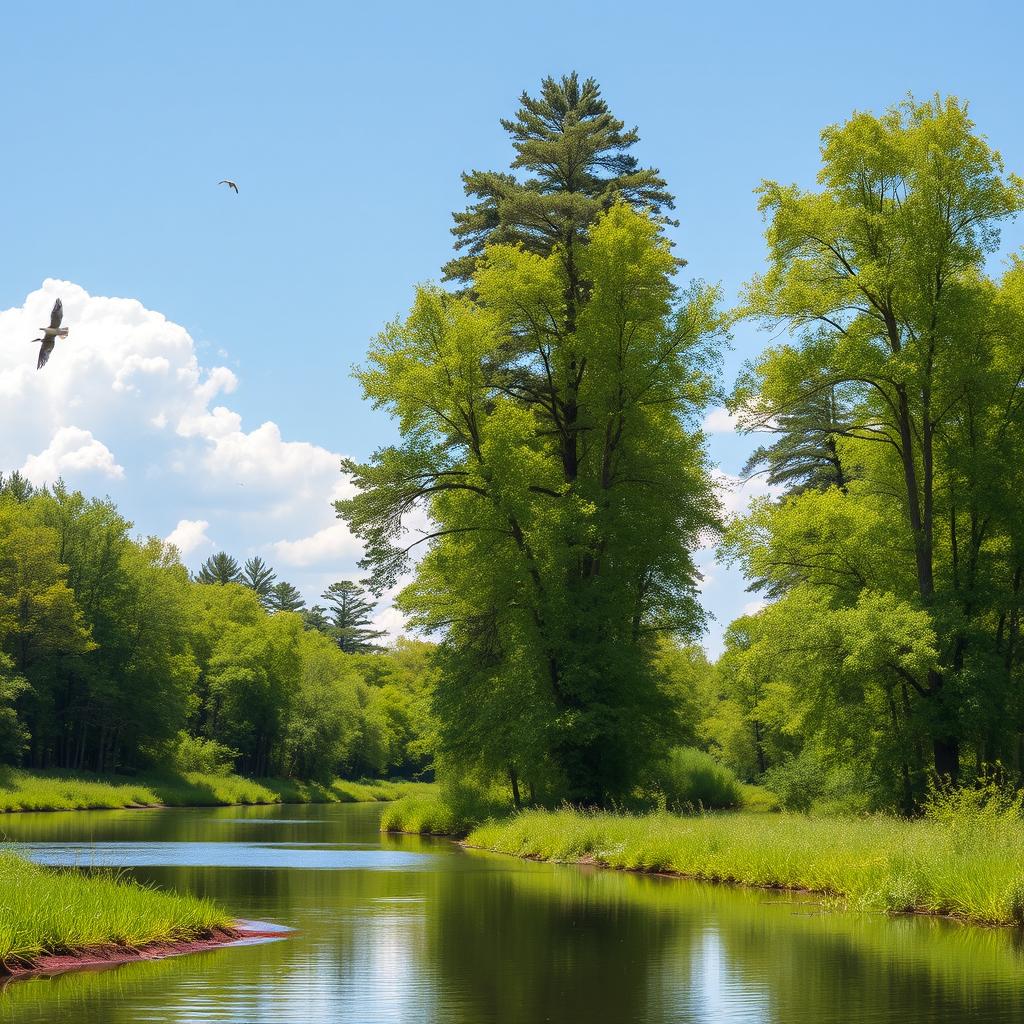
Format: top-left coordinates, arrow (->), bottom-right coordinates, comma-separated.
49,298 -> 63,330
37,338 -> 54,370
218,180 -> 238,192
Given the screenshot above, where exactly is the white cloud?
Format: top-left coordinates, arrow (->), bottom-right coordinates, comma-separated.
273,522 -> 362,568
0,280 -> 407,632
742,599 -> 768,616
702,406 -> 739,434
21,426 -> 124,483
165,518 -> 213,556
712,468 -> 781,517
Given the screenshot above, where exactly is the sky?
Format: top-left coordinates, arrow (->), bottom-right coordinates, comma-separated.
3,0 -> 1024,654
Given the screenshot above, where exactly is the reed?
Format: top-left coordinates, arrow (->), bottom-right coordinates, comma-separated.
0,852 -> 231,968
464,791 -> 1024,926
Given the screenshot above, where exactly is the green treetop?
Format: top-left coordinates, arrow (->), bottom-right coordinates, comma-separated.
444,72 -> 676,284
196,552 -> 243,586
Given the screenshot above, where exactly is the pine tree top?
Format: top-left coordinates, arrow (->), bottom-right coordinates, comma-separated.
444,72 -> 678,283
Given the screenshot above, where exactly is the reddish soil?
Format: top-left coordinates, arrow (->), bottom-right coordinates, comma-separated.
2,921 -> 288,978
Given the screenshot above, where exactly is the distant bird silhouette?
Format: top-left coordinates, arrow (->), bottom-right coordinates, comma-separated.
218,179 -> 239,193
31,298 -> 68,370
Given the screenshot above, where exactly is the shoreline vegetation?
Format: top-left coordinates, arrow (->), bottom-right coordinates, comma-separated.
381,788 -> 1024,928
0,851 -> 239,976
0,770 -> 429,814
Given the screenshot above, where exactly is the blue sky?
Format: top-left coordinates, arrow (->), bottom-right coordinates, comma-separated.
3,0 -> 1023,653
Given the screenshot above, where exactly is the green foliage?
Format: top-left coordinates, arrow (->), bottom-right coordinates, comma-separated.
241,556 -> 277,607
444,72 -> 676,283
269,581 -> 305,613
195,551 -> 242,585
161,731 -> 238,776
0,482 -> 436,783
725,94 -> 1024,804
0,851 -> 231,966
466,804 -> 1024,925
762,749 -> 828,813
342,202 -> 722,804
321,580 -> 386,653
654,747 -> 742,811
381,778 -> 511,836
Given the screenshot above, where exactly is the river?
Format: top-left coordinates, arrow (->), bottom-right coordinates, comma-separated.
1,801 -> 1023,1022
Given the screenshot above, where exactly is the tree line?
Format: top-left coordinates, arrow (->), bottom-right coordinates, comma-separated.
340,76 -> 1024,810
0,474 -> 431,780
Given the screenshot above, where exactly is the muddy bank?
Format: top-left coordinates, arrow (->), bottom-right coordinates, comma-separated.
2,920 -> 289,979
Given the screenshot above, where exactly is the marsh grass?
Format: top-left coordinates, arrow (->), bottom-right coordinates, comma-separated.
380,780 -> 511,835
466,791 -> 1024,925
0,852 -> 230,967
0,769 -> 428,814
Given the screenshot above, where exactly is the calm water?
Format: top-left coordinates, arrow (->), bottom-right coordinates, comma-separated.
1,802 -> 1023,1022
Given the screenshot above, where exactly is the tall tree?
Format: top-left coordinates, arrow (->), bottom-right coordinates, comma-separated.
444,72 -> 676,284
340,203 -> 721,803
730,95 -> 1024,788
196,551 -> 243,586
322,581 -> 386,654
241,556 -> 277,607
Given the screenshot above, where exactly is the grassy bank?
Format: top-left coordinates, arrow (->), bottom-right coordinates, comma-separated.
383,787 -> 1024,927
0,770 -> 428,814
0,851 -> 231,970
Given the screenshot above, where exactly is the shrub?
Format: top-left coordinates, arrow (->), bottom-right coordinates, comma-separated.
656,747 -> 742,811
762,749 -> 828,812
162,731 -> 239,776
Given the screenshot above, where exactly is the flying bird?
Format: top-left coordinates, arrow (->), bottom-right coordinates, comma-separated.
218,179 -> 239,193
31,298 -> 69,370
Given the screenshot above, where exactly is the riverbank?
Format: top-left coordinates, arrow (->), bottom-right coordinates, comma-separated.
382,793 -> 1024,927
0,851 -> 235,974
0,770 -> 429,814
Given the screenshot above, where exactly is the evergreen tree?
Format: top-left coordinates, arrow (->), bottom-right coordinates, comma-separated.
241,556 -> 277,606
322,581 -> 386,654
741,387 -> 851,496
269,581 -> 306,613
196,551 -> 243,585
444,72 -> 676,284
302,604 -> 331,633
0,471 -> 35,502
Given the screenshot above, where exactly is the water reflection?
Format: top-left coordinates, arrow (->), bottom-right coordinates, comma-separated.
0,802 -> 1022,1023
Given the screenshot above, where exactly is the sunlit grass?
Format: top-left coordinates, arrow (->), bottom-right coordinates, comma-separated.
0,852 -> 231,968
464,793 -> 1024,926
0,769 -> 431,813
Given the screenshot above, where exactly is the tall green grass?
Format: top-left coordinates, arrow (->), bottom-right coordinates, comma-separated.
0,769 -> 428,813
381,780 -> 511,835
0,852 -> 231,968
465,788 -> 1024,926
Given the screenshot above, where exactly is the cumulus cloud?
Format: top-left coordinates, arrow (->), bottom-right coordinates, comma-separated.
702,406 -> 739,434
273,522 -> 362,568
165,519 -> 213,556
0,280 -> 403,631
743,599 -> 768,616
21,426 -> 124,483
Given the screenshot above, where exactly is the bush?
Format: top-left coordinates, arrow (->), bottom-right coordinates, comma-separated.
762,749 -> 827,812
162,731 -> 239,776
656,747 -> 742,811
381,777 -> 510,835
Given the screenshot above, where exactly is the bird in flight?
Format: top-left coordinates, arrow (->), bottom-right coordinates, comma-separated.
31,298 -> 69,370
218,179 -> 239,193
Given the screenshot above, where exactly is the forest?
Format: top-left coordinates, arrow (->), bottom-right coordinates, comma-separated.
0,473 -> 432,781
3,78 -> 1024,821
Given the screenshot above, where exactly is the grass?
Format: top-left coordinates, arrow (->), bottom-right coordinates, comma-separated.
384,781 -> 1024,927
380,781 -> 511,835
0,769 -> 430,814
0,851 -> 231,969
